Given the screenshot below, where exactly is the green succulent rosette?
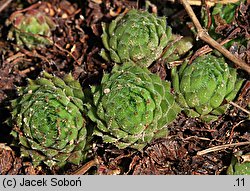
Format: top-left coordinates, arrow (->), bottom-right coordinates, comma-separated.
7,9 -> 56,50
9,72 -> 88,168
87,63 -> 181,150
171,54 -> 244,122
100,9 -> 173,67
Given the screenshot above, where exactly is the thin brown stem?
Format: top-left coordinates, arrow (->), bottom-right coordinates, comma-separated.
19,66 -> 35,75
54,43 -> 82,65
200,32 -> 250,73
0,0 -> 12,13
180,0 -> 203,30
229,101 -> 250,115
197,141 -> 250,156
186,0 -> 240,6
70,157 -> 100,175
179,0 -> 250,74
229,120 -> 245,143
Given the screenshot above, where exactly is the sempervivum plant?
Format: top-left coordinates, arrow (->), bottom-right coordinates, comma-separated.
100,9 -> 173,67
9,72 -> 88,168
7,9 -> 56,50
171,54 -> 244,122
87,63 -> 181,150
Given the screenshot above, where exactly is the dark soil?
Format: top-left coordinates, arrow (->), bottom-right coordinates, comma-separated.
0,0 -> 249,175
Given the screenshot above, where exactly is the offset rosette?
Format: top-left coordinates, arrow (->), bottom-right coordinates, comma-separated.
100,9 -> 173,67
7,9 -> 56,50
9,72 -> 88,168
171,54 -> 244,122
88,63 -> 181,150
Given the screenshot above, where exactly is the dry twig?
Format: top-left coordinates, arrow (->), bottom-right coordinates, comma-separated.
179,0 -> 250,74
229,101 -> 250,115
0,0 -> 12,13
197,141 -> 250,155
70,157 -> 100,175
185,0 -> 240,6
229,120 -> 245,143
